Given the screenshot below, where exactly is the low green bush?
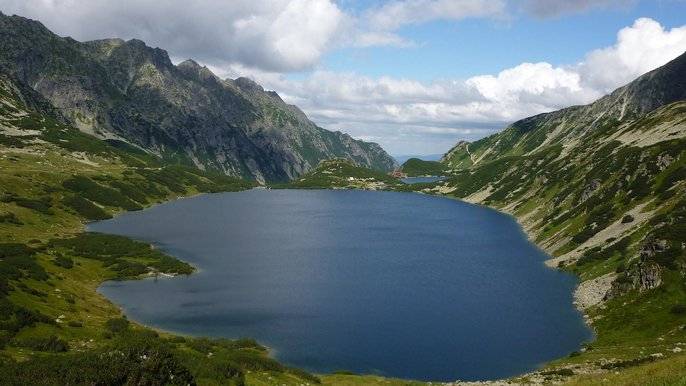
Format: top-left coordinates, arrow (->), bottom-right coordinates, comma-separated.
14,198 -> 53,215
49,234 -> 193,277
52,255 -> 73,269
600,356 -> 656,370
1,195 -> 53,215
621,215 -> 635,223
14,335 -> 68,352
226,350 -> 283,372
540,368 -> 574,376
187,337 -> 213,354
61,195 -> 112,220
670,305 -> 686,315
62,176 -> 141,211
0,213 -> 22,225
0,338 -> 194,385
105,317 -> 129,333
0,243 -> 48,281
110,180 -> 149,204
616,275 -> 633,284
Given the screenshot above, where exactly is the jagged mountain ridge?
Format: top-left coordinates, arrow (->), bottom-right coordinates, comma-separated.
0,12 -> 397,182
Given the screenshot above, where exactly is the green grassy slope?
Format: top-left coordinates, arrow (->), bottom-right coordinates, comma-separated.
0,71 -> 340,386
399,158 -> 449,177
274,158 -> 404,190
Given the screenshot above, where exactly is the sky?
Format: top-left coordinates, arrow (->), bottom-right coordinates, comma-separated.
3,0 -> 686,156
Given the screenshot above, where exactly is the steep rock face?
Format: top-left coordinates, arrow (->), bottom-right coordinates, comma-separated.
0,12 -> 397,182
635,260 -> 663,291
604,259 -> 663,301
0,67 -> 69,125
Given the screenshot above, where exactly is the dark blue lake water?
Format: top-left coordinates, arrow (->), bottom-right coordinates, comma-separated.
401,176 -> 445,184
90,189 -> 592,382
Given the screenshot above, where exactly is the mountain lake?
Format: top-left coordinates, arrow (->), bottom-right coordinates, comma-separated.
90,189 -> 593,381
401,176 -> 445,184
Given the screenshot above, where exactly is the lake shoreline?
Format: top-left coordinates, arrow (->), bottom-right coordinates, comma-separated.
412,188 -> 600,351
90,187 -> 592,383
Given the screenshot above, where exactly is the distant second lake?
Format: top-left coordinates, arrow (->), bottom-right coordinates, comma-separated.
400,176 -> 445,184
90,189 -> 593,381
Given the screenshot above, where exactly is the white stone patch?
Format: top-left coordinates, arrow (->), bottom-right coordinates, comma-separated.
612,117 -> 686,148
427,184 -> 457,195
553,200 -> 657,265
464,186 -> 493,204
71,151 -> 100,167
574,272 -> 617,310
0,122 -> 42,136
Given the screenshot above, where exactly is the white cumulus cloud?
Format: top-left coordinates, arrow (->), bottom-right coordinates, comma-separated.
1,0 -> 346,72
467,62 -> 586,104
227,0 -> 345,71
579,17 -> 686,93
241,18 -> 686,154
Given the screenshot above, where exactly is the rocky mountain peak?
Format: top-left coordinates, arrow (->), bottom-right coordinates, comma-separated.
0,11 -> 49,34
0,11 -> 398,182
177,59 -> 202,69
177,59 -> 218,83
266,90 -> 284,104
233,77 -> 264,93
592,50 -> 686,121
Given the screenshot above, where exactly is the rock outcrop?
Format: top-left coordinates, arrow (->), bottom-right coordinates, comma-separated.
604,239 -> 667,301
